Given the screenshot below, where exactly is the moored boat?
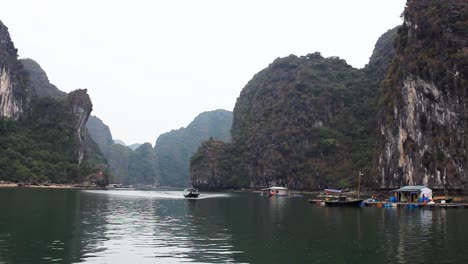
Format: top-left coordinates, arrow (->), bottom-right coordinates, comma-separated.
183,188 -> 200,198
317,189 -> 342,200
434,197 -> 454,203
324,196 -> 363,207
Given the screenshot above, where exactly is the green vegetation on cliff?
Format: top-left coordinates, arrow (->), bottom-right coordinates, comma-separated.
190,139 -> 247,189
0,94 -> 104,183
191,29 -> 399,190
233,53 -> 381,189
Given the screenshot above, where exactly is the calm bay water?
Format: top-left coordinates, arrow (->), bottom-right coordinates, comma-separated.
0,188 -> 467,263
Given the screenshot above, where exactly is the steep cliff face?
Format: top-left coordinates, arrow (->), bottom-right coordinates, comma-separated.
67,89 -> 93,164
378,0 -> 468,190
0,21 -> 29,120
155,109 -> 232,186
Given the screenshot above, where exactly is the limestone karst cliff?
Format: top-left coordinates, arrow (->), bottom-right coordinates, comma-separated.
21,58 -> 97,167
192,44 -> 395,190
191,0 -> 467,191
0,21 -> 29,120
0,20 -> 105,183
377,0 -> 468,190
67,89 -> 93,165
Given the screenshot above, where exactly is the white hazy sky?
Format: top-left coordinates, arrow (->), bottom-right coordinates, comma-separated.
0,0 -> 406,145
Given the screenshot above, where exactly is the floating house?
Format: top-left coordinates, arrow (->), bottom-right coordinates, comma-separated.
262,187 -> 289,196
391,186 -> 433,203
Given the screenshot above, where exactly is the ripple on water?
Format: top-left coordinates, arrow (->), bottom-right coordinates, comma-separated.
75,190 -> 239,263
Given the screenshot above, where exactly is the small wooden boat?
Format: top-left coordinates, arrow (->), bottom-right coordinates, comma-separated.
324,196 -> 363,207
183,188 -> 200,198
434,197 -> 453,203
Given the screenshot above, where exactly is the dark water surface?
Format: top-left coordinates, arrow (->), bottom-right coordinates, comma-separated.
0,188 -> 467,263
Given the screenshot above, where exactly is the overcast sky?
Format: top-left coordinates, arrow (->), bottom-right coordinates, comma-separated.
0,0 -> 406,145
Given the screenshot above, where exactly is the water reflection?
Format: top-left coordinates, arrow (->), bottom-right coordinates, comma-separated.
0,188 -> 85,263
77,190 -> 239,263
375,207 -> 455,264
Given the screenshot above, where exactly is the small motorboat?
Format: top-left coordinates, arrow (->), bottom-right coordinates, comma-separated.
183,188 -> 200,198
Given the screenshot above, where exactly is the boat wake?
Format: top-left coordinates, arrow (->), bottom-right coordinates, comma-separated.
83,190 -> 230,200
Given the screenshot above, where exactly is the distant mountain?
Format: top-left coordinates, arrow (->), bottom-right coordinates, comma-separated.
19,58 -> 66,98
86,118 -> 158,185
106,143 -> 132,183
113,139 -> 126,146
86,115 -> 114,155
128,143 -> 142,151
127,143 -> 159,185
155,109 -> 233,186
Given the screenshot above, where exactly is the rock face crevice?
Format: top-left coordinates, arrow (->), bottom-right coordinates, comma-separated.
377,0 -> 467,190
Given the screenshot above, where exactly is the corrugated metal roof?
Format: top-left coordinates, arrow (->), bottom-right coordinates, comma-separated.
393,185 -> 431,192
268,187 -> 288,190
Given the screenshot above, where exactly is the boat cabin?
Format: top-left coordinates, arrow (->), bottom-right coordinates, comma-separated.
183,188 -> 200,198
391,186 -> 432,203
324,188 -> 342,194
262,187 -> 289,196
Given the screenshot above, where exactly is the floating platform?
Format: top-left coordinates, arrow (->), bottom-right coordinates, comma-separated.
362,201 -> 468,209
